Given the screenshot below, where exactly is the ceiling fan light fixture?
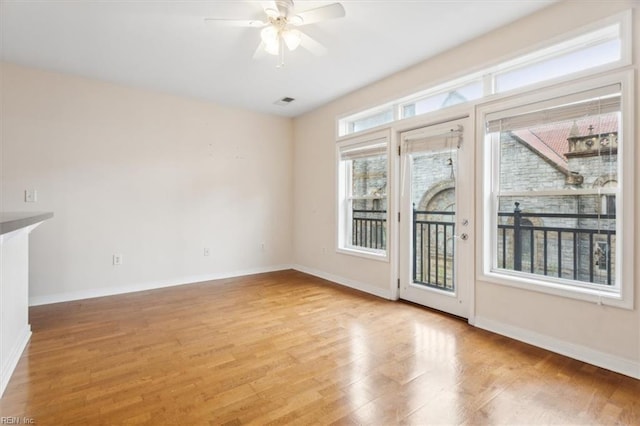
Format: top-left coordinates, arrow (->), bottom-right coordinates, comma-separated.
205,0 -> 345,64
260,26 -> 280,55
282,29 -> 302,51
264,39 -> 280,55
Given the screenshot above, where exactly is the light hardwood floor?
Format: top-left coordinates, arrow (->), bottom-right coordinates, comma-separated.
0,270 -> 638,425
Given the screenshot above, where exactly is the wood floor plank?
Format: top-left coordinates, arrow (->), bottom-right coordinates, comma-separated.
0,270 -> 638,425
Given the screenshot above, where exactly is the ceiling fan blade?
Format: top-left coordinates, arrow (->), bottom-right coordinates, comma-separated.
295,3 -> 345,26
204,18 -> 267,28
299,32 -> 328,56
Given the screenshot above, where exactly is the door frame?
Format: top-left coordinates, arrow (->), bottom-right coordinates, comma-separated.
391,109 -> 475,321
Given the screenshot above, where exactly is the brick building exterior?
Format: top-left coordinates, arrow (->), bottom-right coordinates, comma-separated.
497,113 -> 618,285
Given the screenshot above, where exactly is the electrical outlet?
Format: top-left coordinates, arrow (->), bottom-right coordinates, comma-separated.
113,254 -> 123,265
25,189 -> 38,203
204,248 -> 210,256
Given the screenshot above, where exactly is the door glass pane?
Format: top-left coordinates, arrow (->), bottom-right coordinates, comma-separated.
411,147 -> 457,291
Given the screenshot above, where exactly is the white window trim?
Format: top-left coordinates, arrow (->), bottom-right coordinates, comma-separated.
336,129 -> 391,262
476,70 -> 634,309
337,10 -> 631,138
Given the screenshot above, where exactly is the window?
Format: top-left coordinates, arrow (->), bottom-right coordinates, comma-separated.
480,73 -> 634,307
350,109 -> 393,134
338,106 -> 394,137
401,79 -> 483,119
601,195 -> 616,215
338,11 -> 629,137
494,24 -> 622,93
337,131 -> 389,259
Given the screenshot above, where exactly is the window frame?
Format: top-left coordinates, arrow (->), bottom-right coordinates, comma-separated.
336,129 -> 391,261
492,20 -> 625,94
399,76 -> 485,120
337,10 -> 631,138
477,70 -> 634,309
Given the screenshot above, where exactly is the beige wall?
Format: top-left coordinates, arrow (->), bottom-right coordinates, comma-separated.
1,62 -> 293,304
292,0 -> 639,377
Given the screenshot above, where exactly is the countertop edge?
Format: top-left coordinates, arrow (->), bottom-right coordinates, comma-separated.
0,212 -> 54,236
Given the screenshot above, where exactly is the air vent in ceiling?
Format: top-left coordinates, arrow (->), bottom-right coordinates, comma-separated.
274,97 -> 296,106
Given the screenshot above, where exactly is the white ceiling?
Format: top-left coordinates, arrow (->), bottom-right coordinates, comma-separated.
0,0 -> 556,117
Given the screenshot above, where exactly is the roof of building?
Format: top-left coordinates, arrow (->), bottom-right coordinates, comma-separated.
511,113 -> 618,173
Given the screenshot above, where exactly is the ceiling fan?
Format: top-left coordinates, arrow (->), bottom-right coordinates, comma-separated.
204,0 -> 346,67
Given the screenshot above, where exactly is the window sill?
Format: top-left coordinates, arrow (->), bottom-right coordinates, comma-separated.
479,269 -> 632,310
336,246 -> 389,262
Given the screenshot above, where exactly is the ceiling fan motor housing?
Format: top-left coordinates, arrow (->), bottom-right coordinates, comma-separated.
275,0 -> 295,16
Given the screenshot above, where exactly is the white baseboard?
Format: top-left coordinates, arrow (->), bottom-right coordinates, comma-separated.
0,325 -> 31,398
475,316 -> 640,380
292,264 -> 395,300
29,264 -> 293,306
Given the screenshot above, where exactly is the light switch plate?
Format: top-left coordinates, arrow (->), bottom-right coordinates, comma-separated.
25,189 -> 37,203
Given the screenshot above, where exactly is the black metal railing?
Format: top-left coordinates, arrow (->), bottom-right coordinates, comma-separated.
352,202 -> 615,287
498,202 -> 616,285
413,208 -> 455,291
351,207 -> 456,290
352,209 -> 386,250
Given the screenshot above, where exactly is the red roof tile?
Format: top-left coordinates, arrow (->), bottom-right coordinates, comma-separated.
511,113 -> 618,172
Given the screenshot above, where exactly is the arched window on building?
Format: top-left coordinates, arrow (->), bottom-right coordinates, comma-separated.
414,183 -> 456,288
593,177 -> 617,276
599,179 -> 617,216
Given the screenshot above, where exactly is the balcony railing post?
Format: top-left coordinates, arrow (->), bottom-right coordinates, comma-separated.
513,202 -> 522,271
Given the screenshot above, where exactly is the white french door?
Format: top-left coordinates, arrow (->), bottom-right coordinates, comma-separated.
398,117 -> 474,318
